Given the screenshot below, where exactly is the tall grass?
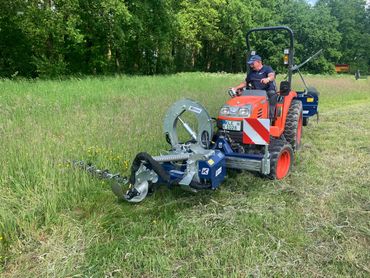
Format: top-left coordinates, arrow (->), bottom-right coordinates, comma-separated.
0,73 -> 369,277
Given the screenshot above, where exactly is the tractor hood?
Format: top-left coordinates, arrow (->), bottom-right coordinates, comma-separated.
218,95 -> 268,120
225,95 -> 266,107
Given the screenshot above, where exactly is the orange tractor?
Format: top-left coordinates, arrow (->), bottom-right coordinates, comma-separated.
214,26 -> 319,180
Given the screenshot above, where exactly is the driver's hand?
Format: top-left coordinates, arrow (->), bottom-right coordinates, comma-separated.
228,88 -> 237,97
260,78 -> 270,84
235,88 -> 242,96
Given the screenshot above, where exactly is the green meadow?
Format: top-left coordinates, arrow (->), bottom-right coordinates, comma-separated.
0,73 -> 369,277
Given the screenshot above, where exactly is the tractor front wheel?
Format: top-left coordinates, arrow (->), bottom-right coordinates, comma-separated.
268,139 -> 294,180
284,99 -> 303,151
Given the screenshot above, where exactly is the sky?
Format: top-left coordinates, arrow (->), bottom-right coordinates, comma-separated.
307,0 -> 317,5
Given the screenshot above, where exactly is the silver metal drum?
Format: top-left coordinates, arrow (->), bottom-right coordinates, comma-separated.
163,99 -> 213,148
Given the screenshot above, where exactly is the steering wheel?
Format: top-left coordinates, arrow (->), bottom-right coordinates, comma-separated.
247,78 -> 266,90
246,82 -> 255,90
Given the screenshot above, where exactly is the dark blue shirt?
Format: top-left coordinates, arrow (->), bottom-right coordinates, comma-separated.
246,65 -> 276,91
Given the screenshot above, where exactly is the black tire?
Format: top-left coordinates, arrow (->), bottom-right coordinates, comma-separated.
303,117 -> 309,126
284,99 -> 303,151
268,139 -> 294,180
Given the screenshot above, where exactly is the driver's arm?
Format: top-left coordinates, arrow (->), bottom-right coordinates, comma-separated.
233,81 -> 246,91
261,71 -> 275,84
268,72 -> 275,82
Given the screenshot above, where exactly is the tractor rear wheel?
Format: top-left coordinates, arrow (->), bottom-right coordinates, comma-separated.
284,99 -> 303,151
268,139 -> 294,180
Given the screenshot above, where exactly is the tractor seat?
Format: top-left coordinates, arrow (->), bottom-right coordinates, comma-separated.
279,81 -> 290,96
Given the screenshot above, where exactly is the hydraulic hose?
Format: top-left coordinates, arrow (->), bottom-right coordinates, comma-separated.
129,152 -> 170,185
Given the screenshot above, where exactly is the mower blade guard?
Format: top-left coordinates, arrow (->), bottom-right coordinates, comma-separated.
124,181 -> 149,203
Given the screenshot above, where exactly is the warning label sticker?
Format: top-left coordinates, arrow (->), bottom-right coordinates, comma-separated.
215,167 -> 222,177
189,106 -> 202,114
201,168 -> 209,175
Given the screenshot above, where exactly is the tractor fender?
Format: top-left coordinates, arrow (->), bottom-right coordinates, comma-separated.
270,91 -> 297,137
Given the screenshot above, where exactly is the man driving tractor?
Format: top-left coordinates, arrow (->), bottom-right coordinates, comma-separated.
232,55 -> 277,120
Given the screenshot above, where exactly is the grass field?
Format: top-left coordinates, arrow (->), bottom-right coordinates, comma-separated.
0,73 -> 369,277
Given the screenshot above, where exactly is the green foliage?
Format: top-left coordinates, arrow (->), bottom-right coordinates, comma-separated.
279,0 -> 341,73
318,0 -> 370,72
0,0 -> 369,77
0,1 -> 35,77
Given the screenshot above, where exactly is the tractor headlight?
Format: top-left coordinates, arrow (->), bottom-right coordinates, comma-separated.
219,105 -> 252,117
238,107 -> 250,117
219,106 -> 230,116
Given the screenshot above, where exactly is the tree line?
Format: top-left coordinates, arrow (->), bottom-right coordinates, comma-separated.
0,0 -> 369,78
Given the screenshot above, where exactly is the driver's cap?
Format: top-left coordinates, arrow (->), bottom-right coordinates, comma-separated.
247,55 -> 262,64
